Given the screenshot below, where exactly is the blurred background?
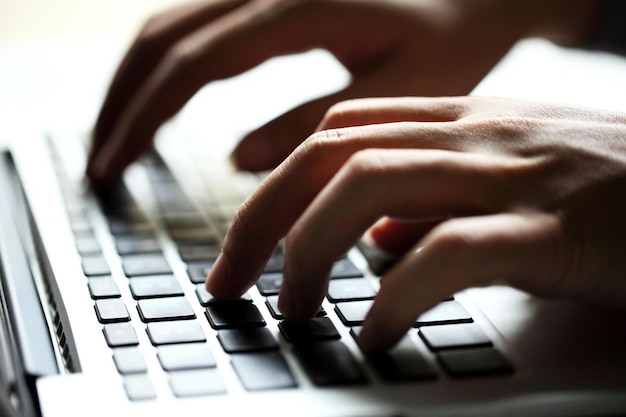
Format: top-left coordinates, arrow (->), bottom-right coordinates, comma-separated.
1,0 -> 178,42
0,0 -> 182,134
0,0 -> 349,148
2,0 -> 626,148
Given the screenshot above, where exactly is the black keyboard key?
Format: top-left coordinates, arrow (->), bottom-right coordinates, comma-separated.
294,340 -> 366,386
113,347 -> 148,374
70,215 -> 91,234
157,343 -> 216,371
217,328 -> 279,353
356,239 -> 398,276
95,299 -> 130,323
330,257 -> 363,279
438,347 -> 513,377
205,302 -> 265,329
160,204 -> 199,219
137,297 -> 195,322
169,369 -> 226,397
169,227 -> 218,244
82,254 -> 111,276
178,244 -> 221,262
256,273 -> 283,296
106,211 -> 153,235
124,374 -> 156,401
335,299 -> 470,327
103,322 -> 139,347
195,285 -> 252,306
419,323 -> 492,351
162,213 -> 209,229
415,300 -> 473,326
265,296 -> 325,320
334,300 -> 373,326
109,220 -> 154,236
327,278 -> 376,302
351,328 -> 436,382
145,163 -> 176,183
75,233 -> 101,255
231,353 -> 297,391
278,317 -> 340,343
263,248 -> 284,273
146,321 -> 206,345
115,235 -> 160,255
122,253 -> 172,276
154,189 -> 195,212
187,261 -> 215,283
88,277 -> 121,299
129,276 -> 184,299
150,180 -> 188,198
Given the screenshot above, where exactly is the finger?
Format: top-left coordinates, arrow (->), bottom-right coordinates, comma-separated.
87,0 -> 412,182
358,212 -> 563,351
205,121 -> 472,300
318,96 -> 469,131
277,148 -> 518,320
368,217 -> 443,255
231,90 -> 359,172
91,0 -> 248,162
232,96 -> 470,172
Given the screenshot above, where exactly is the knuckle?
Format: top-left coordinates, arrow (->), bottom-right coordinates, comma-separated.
230,200 -> 253,238
158,39 -> 203,79
320,100 -> 362,128
294,128 -> 350,164
426,220 -> 476,268
165,39 -> 198,67
136,10 -> 174,48
342,149 -> 386,182
459,116 -> 538,140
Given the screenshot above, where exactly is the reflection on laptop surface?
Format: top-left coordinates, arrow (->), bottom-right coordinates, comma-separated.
1,43 -> 626,417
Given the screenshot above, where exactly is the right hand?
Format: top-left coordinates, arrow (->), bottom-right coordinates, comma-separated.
87,0 -> 538,184
206,95 -> 626,350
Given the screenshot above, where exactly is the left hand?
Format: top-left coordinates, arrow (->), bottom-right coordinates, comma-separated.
206,95 -> 626,350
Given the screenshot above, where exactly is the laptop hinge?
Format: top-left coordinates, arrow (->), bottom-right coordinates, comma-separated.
0,151 -> 59,417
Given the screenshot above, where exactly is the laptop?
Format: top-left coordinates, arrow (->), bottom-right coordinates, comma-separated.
1,40 -> 626,417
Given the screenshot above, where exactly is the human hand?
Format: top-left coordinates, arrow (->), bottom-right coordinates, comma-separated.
205,95 -> 626,350
87,0 -> 547,184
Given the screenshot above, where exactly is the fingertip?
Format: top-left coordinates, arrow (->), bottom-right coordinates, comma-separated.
85,155 -> 104,183
205,253 -> 234,298
231,131 -> 280,171
369,218 -> 430,255
85,154 -> 112,187
85,141 -> 128,187
276,279 -> 299,319
278,276 -> 326,321
358,318 -> 400,352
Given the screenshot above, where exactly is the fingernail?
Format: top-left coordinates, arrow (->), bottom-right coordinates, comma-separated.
231,132 -> 277,171
277,279 -> 299,320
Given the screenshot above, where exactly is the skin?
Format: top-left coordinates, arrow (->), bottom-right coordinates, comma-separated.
207,96 -> 626,350
87,0 -> 599,181
85,0 -> 615,350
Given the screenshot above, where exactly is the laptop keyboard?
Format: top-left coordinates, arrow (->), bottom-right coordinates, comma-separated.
48,137 -> 513,402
